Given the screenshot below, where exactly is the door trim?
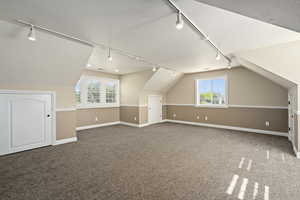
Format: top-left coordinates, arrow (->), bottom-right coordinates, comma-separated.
0,90 -> 56,145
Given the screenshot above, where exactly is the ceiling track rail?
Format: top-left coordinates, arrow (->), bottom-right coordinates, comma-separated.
166,0 -> 231,65
11,19 -> 179,73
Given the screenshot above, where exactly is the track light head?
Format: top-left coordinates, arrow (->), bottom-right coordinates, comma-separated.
28,25 -> 36,41
216,51 -> 221,60
108,48 -> 112,61
152,67 -> 157,72
227,61 -> 232,69
176,11 -> 184,30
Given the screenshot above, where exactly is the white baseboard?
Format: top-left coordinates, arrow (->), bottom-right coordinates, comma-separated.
119,121 -> 141,127
120,120 -> 166,128
164,119 -> 288,137
76,121 -> 121,131
54,137 -> 77,145
292,144 -> 300,159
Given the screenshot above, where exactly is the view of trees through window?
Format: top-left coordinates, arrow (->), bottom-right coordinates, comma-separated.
75,82 -> 81,104
198,78 -> 226,105
75,77 -> 119,106
105,82 -> 116,103
87,80 -> 101,103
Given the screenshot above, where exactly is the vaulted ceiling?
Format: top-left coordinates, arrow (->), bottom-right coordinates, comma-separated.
0,0 -> 300,75
194,0 -> 300,33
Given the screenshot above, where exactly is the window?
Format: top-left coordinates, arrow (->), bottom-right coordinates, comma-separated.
75,82 -> 81,104
196,77 -> 227,106
75,76 -> 119,108
105,82 -> 116,103
87,80 -> 101,103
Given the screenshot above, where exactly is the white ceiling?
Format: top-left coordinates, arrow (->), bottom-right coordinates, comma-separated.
194,0 -> 300,33
0,0 -> 300,74
0,20 -> 92,86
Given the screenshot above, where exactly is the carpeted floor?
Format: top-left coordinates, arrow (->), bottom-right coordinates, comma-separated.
0,122 -> 300,200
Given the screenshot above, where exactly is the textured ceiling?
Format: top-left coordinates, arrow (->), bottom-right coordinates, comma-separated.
194,0 -> 300,33
0,0 -> 300,74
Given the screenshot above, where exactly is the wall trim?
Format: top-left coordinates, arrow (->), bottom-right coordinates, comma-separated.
120,104 -> 147,107
54,137 -> 77,145
165,104 -> 288,109
76,121 -> 121,131
76,104 -> 120,109
165,119 -> 288,137
56,107 -> 76,112
229,104 -> 288,109
119,121 -> 141,127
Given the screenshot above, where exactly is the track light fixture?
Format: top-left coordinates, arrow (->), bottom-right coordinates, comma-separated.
152,67 -> 157,72
176,11 -> 184,30
108,48 -> 112,61
216,51 -> 221,60
28,25 -> 36,41
227,61 -> 232,69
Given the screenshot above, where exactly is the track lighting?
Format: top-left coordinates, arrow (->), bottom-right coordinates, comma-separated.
108,48 -> 112,61
227,61 -> 232,69
28,25 -> 36,41
176,11 -> 184,30
152,67 -> 157,72
216,51 -> 221,60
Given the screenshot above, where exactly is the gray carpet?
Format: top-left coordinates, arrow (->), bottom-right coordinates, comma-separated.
0,122 -> 299,200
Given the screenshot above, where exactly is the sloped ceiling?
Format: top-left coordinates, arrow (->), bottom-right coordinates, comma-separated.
237,58 -> 296,89
194,0 -> 300,33
0,20 -> 92,86
143,68 -> 183,93
237,40 -> 300,85
0,0 -> 299,74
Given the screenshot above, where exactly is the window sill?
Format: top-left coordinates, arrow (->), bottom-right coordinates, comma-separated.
76,104 -> 120,109
194,104 -> 229,108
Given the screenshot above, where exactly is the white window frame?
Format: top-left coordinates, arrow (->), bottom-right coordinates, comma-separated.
76,75 -> 120,109
195,75 -> 228,108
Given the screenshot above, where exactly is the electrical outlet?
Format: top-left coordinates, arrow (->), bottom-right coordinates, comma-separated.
173,113 -> 176,118
134,116 -> 137,121
205,116 -> 208,121
197,116 -> 200,119
95,116 -> 98,122
265,121 -> 270,127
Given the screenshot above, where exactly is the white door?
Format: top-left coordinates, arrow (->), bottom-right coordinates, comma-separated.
148,95 -> 162,124
0,93 -> 52,155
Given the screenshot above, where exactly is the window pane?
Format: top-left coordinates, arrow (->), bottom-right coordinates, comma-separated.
106,82 -> 116,103
75,82 -> 81,104
87,80 -> 101,103
212,79 -> 225,105
198,80 -> 212,104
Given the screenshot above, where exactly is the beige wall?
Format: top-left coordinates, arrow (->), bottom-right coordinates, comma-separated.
121,70 -> 154,105
167,105 -> 288,133
167,67 -> 288,106
120,106 -> 139,124
76,107 -> 120,127
56,111 -> 77,140
139,106 -> 148,124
